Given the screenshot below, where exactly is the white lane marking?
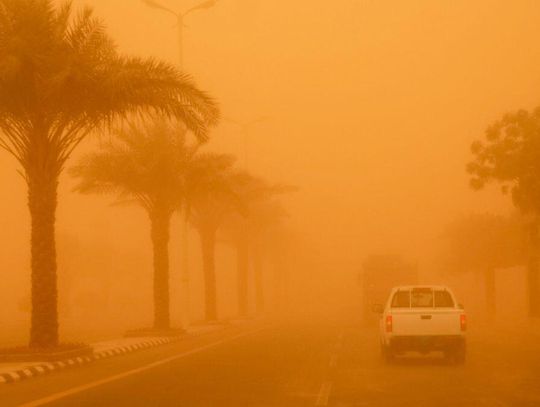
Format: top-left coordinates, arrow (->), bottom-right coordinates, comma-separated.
335,331 -> 344,351
317,330 -> 344,405
315,381 -> 333,406
476,397 -> 509,407
329,330 -> 344,368
19,329 -> 265,407
329,354 -> 337,368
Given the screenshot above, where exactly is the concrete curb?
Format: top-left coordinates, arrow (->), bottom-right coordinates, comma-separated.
0,336 -> 181,384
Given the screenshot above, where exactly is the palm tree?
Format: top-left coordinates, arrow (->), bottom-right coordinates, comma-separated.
71,122 -> 200,331
187,154 -> 243,321
219,174 -> 261,317
221,176 -> 294,316
248,198 -> 289,314
221,212 -> 251,317
0,0 -> 218,347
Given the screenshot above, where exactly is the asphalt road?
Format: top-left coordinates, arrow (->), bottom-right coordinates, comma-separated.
1,320 -> 539,406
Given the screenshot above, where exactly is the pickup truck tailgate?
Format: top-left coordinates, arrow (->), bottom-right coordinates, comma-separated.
391,309 -> 462,336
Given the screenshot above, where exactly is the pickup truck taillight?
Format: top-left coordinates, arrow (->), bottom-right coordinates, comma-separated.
385,315 -> 393,333
460,314 -> 467,331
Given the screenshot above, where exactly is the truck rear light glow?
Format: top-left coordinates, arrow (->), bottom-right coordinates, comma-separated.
385,315 -> 393,333
460,314 -> 467,331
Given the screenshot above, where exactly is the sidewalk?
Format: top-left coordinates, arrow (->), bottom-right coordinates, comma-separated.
0,324 -> 228,384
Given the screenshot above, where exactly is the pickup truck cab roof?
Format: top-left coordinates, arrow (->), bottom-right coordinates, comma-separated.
391,285 -> 452,291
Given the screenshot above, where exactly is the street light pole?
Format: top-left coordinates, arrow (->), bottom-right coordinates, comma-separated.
177,14 -> 184,68
142,0 -> 219,328
142,0 -> 219,69
224,116 -> 270,168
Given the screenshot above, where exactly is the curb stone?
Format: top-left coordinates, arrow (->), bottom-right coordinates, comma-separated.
0,336 -> 181,384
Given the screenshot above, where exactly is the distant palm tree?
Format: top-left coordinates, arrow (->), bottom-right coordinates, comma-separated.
220,175 -> 294,317
71,122 -> 200,330
248,197 -> 289,314
221,212 -> 251,317
187,154 -> 243,321
0,0 -> 218,347
220,174 -> 271,317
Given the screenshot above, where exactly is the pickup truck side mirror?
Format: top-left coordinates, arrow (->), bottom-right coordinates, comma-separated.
371,303 -> 384,314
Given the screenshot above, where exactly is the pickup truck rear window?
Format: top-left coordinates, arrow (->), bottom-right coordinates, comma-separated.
434,290 -> 454,307
411,289 -> 433,307
390,289 -> 456,308
391,291 -> 410,308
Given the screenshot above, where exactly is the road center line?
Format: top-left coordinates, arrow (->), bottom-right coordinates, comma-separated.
335,331 -> 344,350
315,381 -> 333,406
329,354 -> 337,368
19,329 -> 265,407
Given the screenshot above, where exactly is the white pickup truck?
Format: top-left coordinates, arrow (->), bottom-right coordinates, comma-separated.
373,285 -> 466,364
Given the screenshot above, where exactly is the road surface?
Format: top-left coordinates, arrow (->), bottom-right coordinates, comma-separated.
1,320 -> 539,406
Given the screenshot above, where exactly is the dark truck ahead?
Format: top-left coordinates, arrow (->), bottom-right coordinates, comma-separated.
361,255 -> 418,323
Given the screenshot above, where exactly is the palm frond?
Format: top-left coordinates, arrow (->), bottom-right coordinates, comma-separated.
53,1 -> 72,39
71,120 -> 200,214
0,0 -> 219,175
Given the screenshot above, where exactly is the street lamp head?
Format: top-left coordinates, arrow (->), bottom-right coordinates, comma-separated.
184,0 -> 220,17
141,0 -> 178,17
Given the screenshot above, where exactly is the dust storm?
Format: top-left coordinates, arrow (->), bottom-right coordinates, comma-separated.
0,1 -> 539,406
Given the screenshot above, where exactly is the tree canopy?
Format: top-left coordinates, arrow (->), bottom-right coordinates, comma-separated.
71,121 -> 197,215
0,0 -> 219,176
468,108 -> 540,215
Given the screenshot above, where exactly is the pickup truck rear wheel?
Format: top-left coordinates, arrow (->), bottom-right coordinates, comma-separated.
454,346 -> 466,364
381,344 -> 395,364
445,343 -> 466,365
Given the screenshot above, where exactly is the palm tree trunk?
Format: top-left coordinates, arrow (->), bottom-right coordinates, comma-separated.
253,241 -> 264,314
528,220 -> 540,317
237,234 -> 249,317
180,209 -> 190,327
200,226 -> 217,321
28,169 -> 59,348
272,257 -> 284,314
150,209 -> 172,330
484,267 -> 496,316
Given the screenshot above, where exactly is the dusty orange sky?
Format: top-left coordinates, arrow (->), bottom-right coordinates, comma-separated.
1,0 -> 540,332
81,0 -> 539,259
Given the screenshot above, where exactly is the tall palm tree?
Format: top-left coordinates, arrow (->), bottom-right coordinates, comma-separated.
187,154 -> 243,321
0,0 -> 218,347
71,122 -> 200,331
